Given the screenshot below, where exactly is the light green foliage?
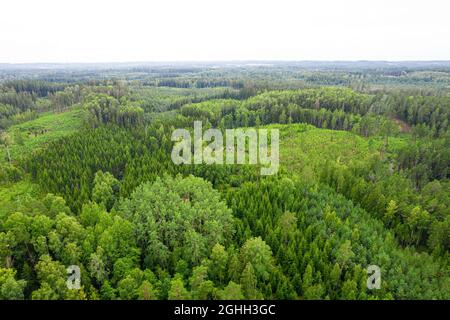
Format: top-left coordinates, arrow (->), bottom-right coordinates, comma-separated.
336,240 -> 355,268
240,263 -> 263,300
32,255 -> 71,300
209,243 -> 228,285
240,237 -> 274,281
0,268 -> 26,300
168,274 -> 191,300
92,171 -> 119,211
189,265 -> 215,300
118,175 -> 234,270
216,281 -> 244,300
1,108 -> 84,164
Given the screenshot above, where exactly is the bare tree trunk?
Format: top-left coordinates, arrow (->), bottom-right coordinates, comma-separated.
6,256 -> 12,268
6,145 -> 11,164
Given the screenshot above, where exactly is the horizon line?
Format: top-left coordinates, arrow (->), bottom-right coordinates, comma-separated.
2,60 -> 450,68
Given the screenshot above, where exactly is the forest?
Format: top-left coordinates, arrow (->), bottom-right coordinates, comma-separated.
0,62 -> 448,300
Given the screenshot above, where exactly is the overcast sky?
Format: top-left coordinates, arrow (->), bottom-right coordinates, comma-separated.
1,0 -> 449,63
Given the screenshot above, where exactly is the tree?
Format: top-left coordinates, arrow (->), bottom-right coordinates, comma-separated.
92,171 -> 119,211
302,264 -> 314,294
100,281 -> 116,300
384,200 -> 398,226
0,268 -> 26,300
255,115 -> 261,127
278,211 -> 297,237
329,263 -> 341,292
304,284 -> 324,300
279,110 -> 287,124
336,240 -> 354,268
0,132 -> 12,164
227,254 -> 242,283
216,281 -> 244,300
32,255 -> 72,300
43,193 -> 71,218
118,175 -> 234,271
407,207 -> 431,245
89,250 -> 108,285
189,266 -> 215,300
380,119 -> 397,149
340,280 -> 357,300
240,263 -> 262,300
168,274 -> 191,300
240,237 -> 274,281
183,230 -> 207,266
138,280 -> 158,300
209,243 -> 228,285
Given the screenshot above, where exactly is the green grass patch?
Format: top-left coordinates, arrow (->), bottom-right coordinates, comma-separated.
1,107 -> 84,164
268,123 -> 409,178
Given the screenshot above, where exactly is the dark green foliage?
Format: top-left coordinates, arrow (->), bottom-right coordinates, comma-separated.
227,177 -> 449,299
